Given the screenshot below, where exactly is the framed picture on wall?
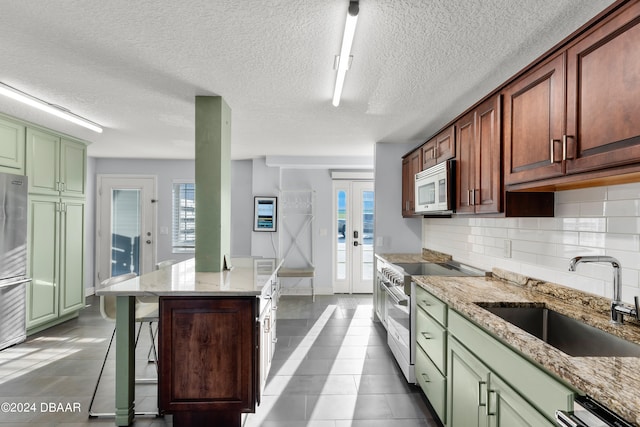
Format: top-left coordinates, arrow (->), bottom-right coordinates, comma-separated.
254,196 -> 277,232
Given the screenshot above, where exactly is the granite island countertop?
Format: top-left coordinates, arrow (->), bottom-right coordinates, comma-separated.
96,257 -> 282,297
377,252 -> 640,425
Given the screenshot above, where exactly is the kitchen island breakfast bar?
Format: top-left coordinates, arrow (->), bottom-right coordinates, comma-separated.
96,257 -> 281,426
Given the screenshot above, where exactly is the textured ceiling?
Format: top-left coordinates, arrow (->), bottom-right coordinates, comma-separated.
0,0 -> 616,160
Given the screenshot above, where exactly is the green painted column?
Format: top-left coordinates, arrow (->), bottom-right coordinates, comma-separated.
195,96 -> 231,272
114,295 -> 135,426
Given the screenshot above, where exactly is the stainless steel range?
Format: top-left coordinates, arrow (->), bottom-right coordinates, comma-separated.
375,256 -> 485,383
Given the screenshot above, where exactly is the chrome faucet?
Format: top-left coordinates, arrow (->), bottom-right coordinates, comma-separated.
569,256 -> 639,324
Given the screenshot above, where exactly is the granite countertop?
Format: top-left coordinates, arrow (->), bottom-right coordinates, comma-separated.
378,252 -> 640,425
96,257 -> 282,297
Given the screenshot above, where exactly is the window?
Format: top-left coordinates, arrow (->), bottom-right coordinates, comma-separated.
172,182 -> 195,252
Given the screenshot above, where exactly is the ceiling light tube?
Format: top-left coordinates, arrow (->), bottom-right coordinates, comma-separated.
332,1 -> 359,107
0,82 -> 103,133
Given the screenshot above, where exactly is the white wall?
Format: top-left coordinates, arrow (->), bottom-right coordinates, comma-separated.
374,142 -> 422,253
423,182 -> 640,304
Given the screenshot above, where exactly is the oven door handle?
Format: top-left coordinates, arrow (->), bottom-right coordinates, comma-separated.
554,410 -> 583,427
384,285 -> 409,306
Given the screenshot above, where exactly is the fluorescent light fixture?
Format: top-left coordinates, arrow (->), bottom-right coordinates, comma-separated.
332,1 -> 359,107
0,82 -> 103,133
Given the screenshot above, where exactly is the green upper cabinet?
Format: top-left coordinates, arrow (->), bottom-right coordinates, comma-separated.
26,128 -> 86,197
0,116 -> 26,174
60,138 -> 86,197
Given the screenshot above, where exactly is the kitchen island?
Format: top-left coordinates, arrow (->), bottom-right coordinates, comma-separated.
95,257 -> 281,427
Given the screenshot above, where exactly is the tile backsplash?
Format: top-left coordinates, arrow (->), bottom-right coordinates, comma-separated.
423,182 -> 640,304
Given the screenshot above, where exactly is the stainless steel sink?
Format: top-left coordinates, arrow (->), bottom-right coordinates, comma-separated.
476,303 -> 640,357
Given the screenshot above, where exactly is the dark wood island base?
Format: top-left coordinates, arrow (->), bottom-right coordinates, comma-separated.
159,296 -> 259,427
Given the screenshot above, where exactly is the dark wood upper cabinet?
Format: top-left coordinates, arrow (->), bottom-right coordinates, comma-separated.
456,95 -> 502,214
504,0 -> 640,189
404,0 -> 640,203
503,53 -> 566,186
423,125 -> 455,170
565,1 -> 640,174
402,149 -> 422,217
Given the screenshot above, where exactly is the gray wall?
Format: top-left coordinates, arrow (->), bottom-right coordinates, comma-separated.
374,142 -> 422,253
85,157 -> 96,292
86,156 -> 370,295
88,158 -> 253,290
280,168 -> 333,295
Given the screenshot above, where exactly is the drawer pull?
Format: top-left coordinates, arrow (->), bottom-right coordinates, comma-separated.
421,332 -> 432,340
420,299 -> 432,307
421,373 -> 431,383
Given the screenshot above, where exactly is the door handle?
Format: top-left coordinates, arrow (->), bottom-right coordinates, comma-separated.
353,231 -> 358,238
146,240 -> 152,244
353,241 -> 359,247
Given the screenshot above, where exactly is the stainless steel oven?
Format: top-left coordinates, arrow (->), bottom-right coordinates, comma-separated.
375,256 -> 485,384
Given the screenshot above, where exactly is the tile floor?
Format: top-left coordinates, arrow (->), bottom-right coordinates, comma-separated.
0,295 -> 439,426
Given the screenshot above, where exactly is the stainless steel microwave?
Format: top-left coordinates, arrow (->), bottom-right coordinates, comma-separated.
414,160 -> 454,214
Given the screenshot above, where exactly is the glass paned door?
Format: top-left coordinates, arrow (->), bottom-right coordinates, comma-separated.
96,176 -> 156,284
333,180 -> 374,293
111,189 -> 141,276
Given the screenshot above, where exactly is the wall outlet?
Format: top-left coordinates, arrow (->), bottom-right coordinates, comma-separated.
504,240 -> 512,258
376,236 -> 385,247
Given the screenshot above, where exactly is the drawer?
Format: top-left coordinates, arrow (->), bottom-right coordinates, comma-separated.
416,344 -> 446,424
415,286 -> 447,326
416,306 -> 447,374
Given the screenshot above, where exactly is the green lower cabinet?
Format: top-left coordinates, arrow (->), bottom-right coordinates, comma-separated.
27,195 -> 85,333
448,309 -> 575,421
448,337 -> 490,427
488,373 -> 553,427
27,196 -> 59,327
58,199 -> 85,315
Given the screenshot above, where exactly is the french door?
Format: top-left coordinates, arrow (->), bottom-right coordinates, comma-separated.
333,180 -> 374,294
95,175 -> 156,285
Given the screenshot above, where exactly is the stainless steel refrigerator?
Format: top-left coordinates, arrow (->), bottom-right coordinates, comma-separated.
0,172 -> 30,351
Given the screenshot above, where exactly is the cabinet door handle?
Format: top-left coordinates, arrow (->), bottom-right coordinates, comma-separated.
487,389 -> 497,416
421,332 -> 432,340
564,134 -> 575,160
478,381 -> 487,407
421,299 -> 432,307
468,190 -> 472,206
421,373 -> 430,383
550,139 -> 562,163
472,189 -> 476,206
